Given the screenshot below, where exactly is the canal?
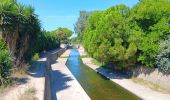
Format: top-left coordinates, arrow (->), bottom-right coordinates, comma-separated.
66,48 -> 140,100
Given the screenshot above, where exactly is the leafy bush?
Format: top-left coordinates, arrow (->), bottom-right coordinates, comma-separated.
34,30 -> 60,53
0,39 -> 12,86
33,27 -> 72,55
74,11 -> 92,43
33,53 -> 39,61
132,0 -> 170,67
0,0 -> 41,67
0,0 -> 71,67
82,0 -> 170,69
156,38 -> 170,72
53,27 -> 73,44
83,5 -> 138,69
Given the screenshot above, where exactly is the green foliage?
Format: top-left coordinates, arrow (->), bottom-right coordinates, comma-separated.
70,37 -> 78,44
156,38 -> 170,72
74,11 -> 92,43
131,0 -> 170,67
83,0 -> 170,69
0,0 -> 69,67
0,39 -> 12,86
33,53 -> 39,61
92,59 -> 102,67
34,29 -> 60,53
83,5 -> 138,69
0,0 -> 41,67
53,27 -> 73,44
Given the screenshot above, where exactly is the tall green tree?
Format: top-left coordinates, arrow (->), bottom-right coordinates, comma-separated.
53,27 -> 73,44
0,0 -> 41,67
84,5 -> 138,69
74,11 -> 92,43
83,0 -> 170,69
34,29 -> 60,53
131,0 -> 170,67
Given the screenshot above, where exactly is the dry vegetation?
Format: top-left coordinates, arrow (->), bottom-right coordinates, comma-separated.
0,64 -> 29,97
19,87 -> 37,100
132,77 -> 170,94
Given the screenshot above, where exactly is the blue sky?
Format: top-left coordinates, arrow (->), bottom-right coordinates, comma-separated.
17,0 -> 139,32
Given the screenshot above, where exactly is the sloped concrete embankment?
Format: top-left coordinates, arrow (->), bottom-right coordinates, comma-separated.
82,58 -> 170,100
44,48 -> 66,100
133,66 -> 170,90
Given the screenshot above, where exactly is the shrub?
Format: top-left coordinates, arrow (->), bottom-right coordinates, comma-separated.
34,30 -> 60,53
133,0 -> 170,67
83,5 -> 138,69
33,53 -> 39,61
0,39 -> 12,86
156,38 -> 170,72
83,0 -> 170,69
0,0 -> 41,67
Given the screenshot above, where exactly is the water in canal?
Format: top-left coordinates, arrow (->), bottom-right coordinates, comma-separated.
66,48 -> 140,100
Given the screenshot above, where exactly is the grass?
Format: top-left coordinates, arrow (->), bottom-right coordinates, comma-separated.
12,63 -> 30,77
91,59 -> 102,67
0,82 -> 13,97
80,54 -> 103,67
0,75 -> 28,98
80,54 -> 90,58
132,77 -> 170,93
19,87 -> 37,100
0,63 -> 30,97
60,56 -> 69,58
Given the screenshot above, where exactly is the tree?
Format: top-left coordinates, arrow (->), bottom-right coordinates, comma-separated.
0,0 -> 41,67
156,37 -> 170,72
74,11 -> 92,43
83,0 -> 170,69
34,29 -> 60,53
0,38 -> 12,86
83,5 -> 138,69
54,27 -> 73,44
131,0 -> 170,67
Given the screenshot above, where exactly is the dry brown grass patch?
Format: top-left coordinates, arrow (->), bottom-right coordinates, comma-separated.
19,87 -> 37,100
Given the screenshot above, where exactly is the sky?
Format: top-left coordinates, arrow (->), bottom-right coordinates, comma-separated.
17,0 -> 139,32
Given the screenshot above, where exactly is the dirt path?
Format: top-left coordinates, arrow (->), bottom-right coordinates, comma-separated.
1,61 -> 45,100
0,48 -> 62,100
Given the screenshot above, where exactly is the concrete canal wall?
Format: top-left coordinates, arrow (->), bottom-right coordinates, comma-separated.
78,46 -> 170,90
44,48 -> 67,100
133,66 -> 170,90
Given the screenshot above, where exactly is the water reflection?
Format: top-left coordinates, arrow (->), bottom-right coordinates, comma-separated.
66,48 -> 140,100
